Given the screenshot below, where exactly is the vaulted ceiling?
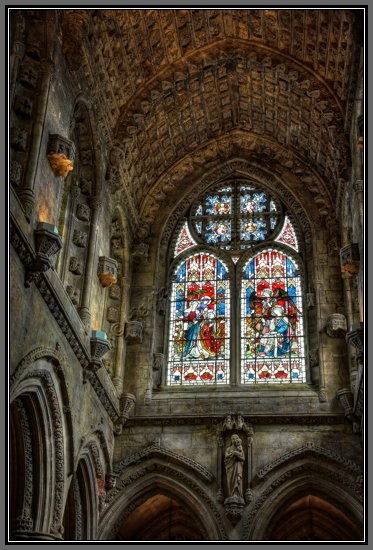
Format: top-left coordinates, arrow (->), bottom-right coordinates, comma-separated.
60,9 -> 363,229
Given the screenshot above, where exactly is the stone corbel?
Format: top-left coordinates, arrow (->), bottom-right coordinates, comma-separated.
336,388 -> 361,434
114,393 -> 136,436
25,222 -> 63,287
97,256 -> 118,288
325,313 -> 347,338
131,242 -> 149,261
340,243 -> 360,277
124,320 -> 143,344
47,134 -> 75,177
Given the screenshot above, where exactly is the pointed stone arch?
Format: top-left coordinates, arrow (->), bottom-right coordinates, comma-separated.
99,445 -> 227,540
242,442 -> 363,540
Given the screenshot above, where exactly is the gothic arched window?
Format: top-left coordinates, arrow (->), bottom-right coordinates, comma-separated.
167,179 -> 307,386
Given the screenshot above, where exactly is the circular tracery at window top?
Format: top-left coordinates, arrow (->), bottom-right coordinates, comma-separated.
190,180 -> 283,251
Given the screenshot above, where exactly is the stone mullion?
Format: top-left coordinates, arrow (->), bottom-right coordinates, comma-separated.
78,197 -> 102,328
17,60 -> 54,220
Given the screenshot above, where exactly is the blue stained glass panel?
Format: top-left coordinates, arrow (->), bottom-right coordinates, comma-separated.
205,195 -> 231,215
205,221 -> 231,243
240,219 -> 267,241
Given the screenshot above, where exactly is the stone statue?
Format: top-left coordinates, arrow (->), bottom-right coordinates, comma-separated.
224,434 -> 245,499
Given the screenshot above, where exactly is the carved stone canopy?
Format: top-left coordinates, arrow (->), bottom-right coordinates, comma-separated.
346,322 -> 364,363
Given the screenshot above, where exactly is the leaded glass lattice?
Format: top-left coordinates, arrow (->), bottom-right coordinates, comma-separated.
168,252 -> 230,385
241,249 -> 305,384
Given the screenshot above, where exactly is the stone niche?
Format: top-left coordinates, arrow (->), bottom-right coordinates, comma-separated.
340,243 -> 360,277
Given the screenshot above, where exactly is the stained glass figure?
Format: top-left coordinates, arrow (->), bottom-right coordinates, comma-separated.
241,249 -> 305,384
168,252 -> 230,385
174,221 -> 197,257
275,216 -> 299,251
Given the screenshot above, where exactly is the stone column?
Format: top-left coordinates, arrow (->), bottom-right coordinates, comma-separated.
112,276 -> 131,394
78,196 -> 102,329
17,60 -> 54,219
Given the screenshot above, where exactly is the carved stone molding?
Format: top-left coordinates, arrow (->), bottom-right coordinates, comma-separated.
112,443 -> 214,483
22,370 -> 65,535
103,462 -> 224,540
13,400 -> 34,532
336,388 -> 361,433
252,441 -> 362,485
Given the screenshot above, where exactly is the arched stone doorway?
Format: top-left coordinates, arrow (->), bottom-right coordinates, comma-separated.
268,494 -> 363,541
114,494 -> 205,541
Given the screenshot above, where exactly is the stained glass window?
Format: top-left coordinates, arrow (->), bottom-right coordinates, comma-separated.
241,249 -> 305,384
191,182 -> 281,251
168,252 -> 230,385
174,221 -> 197,257
167,179 -> 307,387
275,216 -> 299,252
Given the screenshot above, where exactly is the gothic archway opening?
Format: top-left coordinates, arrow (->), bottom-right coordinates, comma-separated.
268,494 -> 362,541
114,494 -> 205,541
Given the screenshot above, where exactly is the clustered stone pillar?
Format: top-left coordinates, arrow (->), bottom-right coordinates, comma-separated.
17,60 -> 54,220
78,196 -> 102,329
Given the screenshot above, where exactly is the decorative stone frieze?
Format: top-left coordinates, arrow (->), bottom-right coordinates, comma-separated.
19,61 -> 39,89
11,126 -> 28,151
79,178 -> 92,196
76,202 -> 90,222
14,95 -> 33,118
69,256 -> 84,275
66,285 -> 80,306
340,243 -> 360,277
47,134 -> 75,177
10,160 -> 23,187
97,256 -> 118,288
109,284 -> 121,300
325,313 -> 347,338
73,229 -> 88,248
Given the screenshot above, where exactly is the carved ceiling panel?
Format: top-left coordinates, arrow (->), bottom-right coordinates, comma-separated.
58,9 -> 362,226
